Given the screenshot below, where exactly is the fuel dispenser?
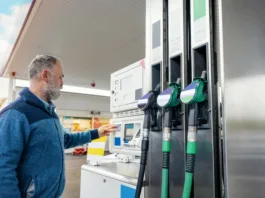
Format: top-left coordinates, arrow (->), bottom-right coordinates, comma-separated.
145,0 -> 189,197
189,0 -> 221,197
144,0 -> 221,197
180,71 -> 207,198
157,78 -> 181,198
135,84 -> 160,198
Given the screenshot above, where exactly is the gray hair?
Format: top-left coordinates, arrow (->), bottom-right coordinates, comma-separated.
28,54 -> 59,79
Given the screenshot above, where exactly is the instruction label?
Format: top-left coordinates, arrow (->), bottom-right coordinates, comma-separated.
193,0 -> 208,47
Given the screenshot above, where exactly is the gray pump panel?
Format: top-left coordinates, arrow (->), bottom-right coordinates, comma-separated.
143,0 -> 265,198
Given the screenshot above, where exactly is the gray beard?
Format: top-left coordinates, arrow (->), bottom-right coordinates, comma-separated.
44,81 -> 61,101
45,87 -> 60,101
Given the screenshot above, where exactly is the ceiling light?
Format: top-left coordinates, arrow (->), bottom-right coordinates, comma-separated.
15,79 -> 110,97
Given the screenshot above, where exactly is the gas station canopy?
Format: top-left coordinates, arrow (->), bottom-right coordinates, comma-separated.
2,0 -> 146,90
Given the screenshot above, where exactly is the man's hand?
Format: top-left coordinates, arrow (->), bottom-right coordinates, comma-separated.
98,124 -> 117,137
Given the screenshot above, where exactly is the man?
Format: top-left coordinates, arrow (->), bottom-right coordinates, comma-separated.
0,55 -> 116,198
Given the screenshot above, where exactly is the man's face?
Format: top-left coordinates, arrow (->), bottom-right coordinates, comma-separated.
44,61 -> 64,101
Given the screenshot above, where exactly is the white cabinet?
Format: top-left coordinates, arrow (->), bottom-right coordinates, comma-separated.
80,163 -> 144,198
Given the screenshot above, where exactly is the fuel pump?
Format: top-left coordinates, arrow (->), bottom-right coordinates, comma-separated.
180,71 -> 207,198
135,84 -> 160,198
156,78 -> 181,198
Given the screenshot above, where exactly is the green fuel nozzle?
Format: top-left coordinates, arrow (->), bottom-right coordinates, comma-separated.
181,71 -> 207,198
157,78 -> 181,108
157,78 -> 181,198
180,71 -> 207,105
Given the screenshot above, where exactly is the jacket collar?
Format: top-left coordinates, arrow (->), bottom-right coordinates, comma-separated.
19,87 -> 56,115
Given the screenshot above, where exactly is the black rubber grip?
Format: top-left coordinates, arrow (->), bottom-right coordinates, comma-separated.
162,152 -> 170,169
140,140 -> 149,166
186,154 -> 196,173
143,110 -> 151,129
141,139 -> 149,151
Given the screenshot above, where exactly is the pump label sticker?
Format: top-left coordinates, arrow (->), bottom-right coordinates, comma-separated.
192,0 -> 208,47
180,81 -> 198,103
157,87 -> 173,107
157,94 -> 171,106
138,98 -> 148,105
114,137 -> 121,146
137,92 -> 151,109
120,185 -> 135,198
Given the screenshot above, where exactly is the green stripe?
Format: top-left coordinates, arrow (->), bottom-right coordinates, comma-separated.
194,0 -> 206,21
181,95 -> 194,104
161,168 -> 169,198
182,172 -> 193,198
187,142 -> 197,154
162,140 -> 171,152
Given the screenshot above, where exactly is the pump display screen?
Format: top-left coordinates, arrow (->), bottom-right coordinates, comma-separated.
124,123 -> 134,143
121,75 -> 132,90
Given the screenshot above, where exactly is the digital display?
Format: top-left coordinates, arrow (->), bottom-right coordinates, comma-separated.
124,123 -> 134,143
121,75 -> 132,90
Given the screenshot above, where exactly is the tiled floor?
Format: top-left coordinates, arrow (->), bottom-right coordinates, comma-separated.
61,154 -> 87,198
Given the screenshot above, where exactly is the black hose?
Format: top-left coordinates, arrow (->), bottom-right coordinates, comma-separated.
135,139 -> 149,198
135,164 -> 146,197
182,104 -> 198,198
135,110 -> 151,198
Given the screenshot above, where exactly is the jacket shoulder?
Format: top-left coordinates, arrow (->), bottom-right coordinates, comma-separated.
0,98 -> 51,124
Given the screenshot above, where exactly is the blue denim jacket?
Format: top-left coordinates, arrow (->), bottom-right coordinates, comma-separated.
0,87 -> 99,198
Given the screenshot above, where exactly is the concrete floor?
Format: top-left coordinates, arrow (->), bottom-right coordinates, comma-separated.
61,154 -> 87,198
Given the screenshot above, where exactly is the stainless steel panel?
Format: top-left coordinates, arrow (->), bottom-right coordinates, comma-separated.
146,0 -> 188,196
146,129 -> 185,198
146,131 -> 162,198
192,45 -> 221,197
220,1 -> 265,197
169,129 -> 185,196
193,51 -> 220,197
191,0 -> 221,197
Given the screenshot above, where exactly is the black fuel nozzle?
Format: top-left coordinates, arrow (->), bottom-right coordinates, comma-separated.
137,84 -> 160,112
135,83 -> 160,198
137,84 -> 161,130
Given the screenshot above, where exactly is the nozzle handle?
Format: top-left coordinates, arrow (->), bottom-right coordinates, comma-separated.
188,104 -> 197,127
163,108 -> 172,128
154,83 -> 161,92
176,78 -> 181,85
200,71 -> 207,80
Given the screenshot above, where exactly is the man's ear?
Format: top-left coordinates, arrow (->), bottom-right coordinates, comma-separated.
40,69 -> 49,83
